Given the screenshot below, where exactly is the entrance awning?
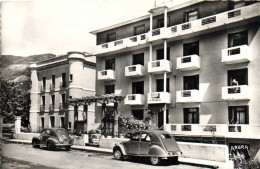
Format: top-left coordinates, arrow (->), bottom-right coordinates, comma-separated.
147,104 -> 165,112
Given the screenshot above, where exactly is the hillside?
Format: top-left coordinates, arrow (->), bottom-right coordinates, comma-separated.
0,54 -> 56,83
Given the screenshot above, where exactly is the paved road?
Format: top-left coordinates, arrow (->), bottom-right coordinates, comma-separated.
2,142 -> 212,169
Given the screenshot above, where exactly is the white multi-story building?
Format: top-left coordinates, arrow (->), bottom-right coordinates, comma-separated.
91,1 -> 260,160
29,52 -> 98,134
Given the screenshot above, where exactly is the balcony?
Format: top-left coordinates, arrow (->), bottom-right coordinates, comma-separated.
40,85 -> 46,93
97,70 -> 116,81
176,55 -> 201,71
60,82 -> 67,90
124,94 -> 145,105
59,103 -> 67,110
96,33 -> 148,55
222,45 -> 251,64
222,85 -> 249,100
147,92 -> 171,104
49,84 -> 55,92
176,90 -> 201,103
49,104 -> 55,111
148,60 -> 172,74
40,105 -> 45,112
164,124 -> 260,139
148,3 -> 260,42
125,65 -> 145,77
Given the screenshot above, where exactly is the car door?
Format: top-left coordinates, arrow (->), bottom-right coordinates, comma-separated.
41,129 -> 51,146
126,132 -> 140,155
139,132 -> 152,155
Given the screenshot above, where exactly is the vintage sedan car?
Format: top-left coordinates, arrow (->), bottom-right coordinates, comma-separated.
32,128 -> 73,151
113,130 -> 182,165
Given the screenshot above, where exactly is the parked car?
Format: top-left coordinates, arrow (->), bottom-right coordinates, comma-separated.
113,130 -> 182,165
90,133 -> 101,145
32,128 -> 73,151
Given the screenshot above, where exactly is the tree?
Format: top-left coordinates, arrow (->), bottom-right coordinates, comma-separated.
0,78 -> 31,126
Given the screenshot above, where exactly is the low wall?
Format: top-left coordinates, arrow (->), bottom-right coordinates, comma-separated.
99,137 -> 129,149
74,134 -> 89,146
178,142 -> 229,162
13,133 -> 40,141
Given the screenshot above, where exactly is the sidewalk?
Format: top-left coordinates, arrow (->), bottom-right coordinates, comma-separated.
2,138 -> 233,168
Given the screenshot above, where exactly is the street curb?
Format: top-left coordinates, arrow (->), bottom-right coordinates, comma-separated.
3,138 -> 227,168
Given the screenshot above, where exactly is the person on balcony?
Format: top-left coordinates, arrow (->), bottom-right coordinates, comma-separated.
231,79 -> 239,93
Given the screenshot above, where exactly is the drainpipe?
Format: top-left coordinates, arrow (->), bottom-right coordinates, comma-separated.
163,7 -> 168,129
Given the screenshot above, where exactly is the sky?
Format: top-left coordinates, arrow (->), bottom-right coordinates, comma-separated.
1,0 -> 190,57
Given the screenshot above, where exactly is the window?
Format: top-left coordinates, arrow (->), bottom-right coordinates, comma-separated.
184,108 -> 199,124
52,75 -> 55,84
132,110 -> 144,120
133,53 -> 144,65
68,122 -> 72,129
106,33 -> 116,43
69,74 -> 73,82
157,18 -> 164,28
228,68 -> 248,86
61,73 -> 66,87
60,117 -> 65,128
41,117 -> 44,129
140,133 -> 147,141
156,78 -> 170,92
42,96 -> 45,105
50,116 -> 55,128
184,75 -> 199,90
105,58 -> 115,70
161,134 -> 172,139
51,95 -> 55,105
105,84 -> 115,94
132,81 -> 144,94
131,132 -> 141,141
228,31 -> 248,48
61,93 -> 66,103
158,109 -> 169,127
42,77 -> 46,89
134,25 -> 145,36
229,106 -> 249,124
228,1 -> 255,10
69,96 -> 72,99
184,9 -> 199,22
156,47 -> 170,60
183,41 -> 199,56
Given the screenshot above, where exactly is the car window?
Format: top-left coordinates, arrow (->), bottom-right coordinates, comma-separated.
146,135 -> 151,142
46,130 -> 51,135
140,133 -> 147,141
50,131 -> 57,137
161,134 -> 172,139
41,130 -> 46,135
131,133 -> 141,141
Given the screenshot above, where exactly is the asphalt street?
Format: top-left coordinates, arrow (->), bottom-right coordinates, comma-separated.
1,142 -> 212,169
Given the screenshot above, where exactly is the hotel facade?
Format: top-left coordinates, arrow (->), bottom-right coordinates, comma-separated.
29,52 -> 97,134
91,1 -> 260,160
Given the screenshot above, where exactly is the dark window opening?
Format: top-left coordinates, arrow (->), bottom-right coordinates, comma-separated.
134,25 -> 145,36
105,84 -> 115,95
106,33 -> 116,43
50,116 -> 55,128
68,122 -> 72,129
133,53 -> 144,65
228,68 -> 248,86
184,9 -> 199,22
69,74 -> 73,82
60,117 -> 65,128
132,110 -> 144,120
184,108 -> 199,124
156,78 -> 170,92
228,1 -> 256,10
228,31 -> 248,47
132,81 -> 144,94
229,106 -> 249,124
105,58 -> 115,70
184,75 -> 199,90
183,41 -> 199,56
42,77 -> 46,89
42,96 -> 45,105
61,94 -> 66,103
157,18 -> 164,28
158,109 -> 169,128
51,95 -> 55,105
41,118 -> 44,129
156,47 -> 170,60
61,73 -> 66,87
52,75 -> 55,84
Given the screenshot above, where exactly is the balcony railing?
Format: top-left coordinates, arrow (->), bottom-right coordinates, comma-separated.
176,55 -> 201,71
59,103 -> 67,110
125,65 -> 145,77
124,94 -> 145,105
164,124 -> 260,139
147,92 -> 171,104
60,82 -> 67,89
221,45 -> 251,64
97,70 -> 116,81
49,104 -> 55,111
148,60 -> 172,74
176,90 -> 201,103
50,84 -> 55,91
222,85 -> 249,100
40,105 -> 45,112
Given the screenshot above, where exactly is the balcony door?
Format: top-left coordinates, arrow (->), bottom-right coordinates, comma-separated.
184,108 -> 199,124
228,31 -> 248,48
156,78 -> 169,92
158,109 -> 169,128
228,106 -> 249,124
156,47 -> 170,60
227,68 -> 248,86
133,53 -> 144,65
183,41 -> 199,56
105,59 -> 115,70
132,81 -> 144,94
105,84 -> 115,95
184,75 -> 199,90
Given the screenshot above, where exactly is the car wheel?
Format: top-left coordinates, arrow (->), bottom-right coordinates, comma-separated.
114,149 -> 123,160
169,156 -> 179,165
32,141 -> 37,148
150,157 -> 161,165
66,146 -> 71,151
47,143 -> 53,151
